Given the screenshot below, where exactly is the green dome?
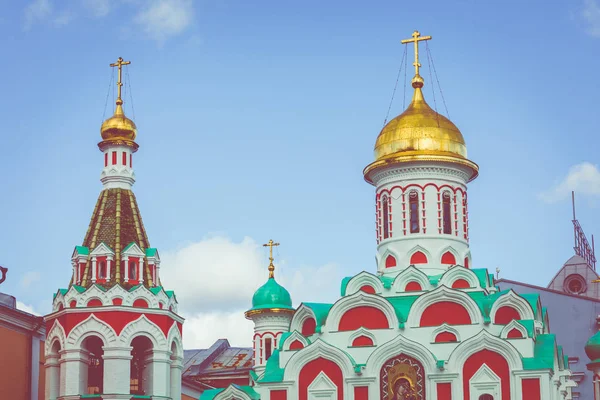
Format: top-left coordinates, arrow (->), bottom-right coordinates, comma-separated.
586,330 -> 600,362
250,277 -> 293,311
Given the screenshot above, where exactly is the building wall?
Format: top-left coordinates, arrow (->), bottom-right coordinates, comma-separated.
0,324 -> 30,400
38,339 -> 45,400
497,280 -> 600,400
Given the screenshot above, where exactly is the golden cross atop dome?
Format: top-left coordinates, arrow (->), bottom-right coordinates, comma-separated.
263,239 -> 280,278
109,57 -> 131,106
401,30 -> 431,86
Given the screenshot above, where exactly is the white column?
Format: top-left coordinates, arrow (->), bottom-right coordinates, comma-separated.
123,256 -> 129,282
91,258 -> 97,283
45,354 -> 60,400
170,355 -> 183,400
156,265 -> 161,285
107,257 -> 113,282
138,259 -> 144,283
102,346 -> 132,396
60,349 -> 87,396
149,349 -> 171,397
72,263 -> 77,284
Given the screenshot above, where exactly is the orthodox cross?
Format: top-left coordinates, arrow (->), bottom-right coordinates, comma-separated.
109,57 -> 131,104
263,239 -> 280,278
401,30 -> 432,78
0,266 -> 6,285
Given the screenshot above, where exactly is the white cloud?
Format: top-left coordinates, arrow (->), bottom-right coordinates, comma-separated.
84,0 -> 111,17
540,162 -> 600,203
16,301 -> 40,316
583,0 -> 600,37
20,271 -> 41,289
161,235 -> 343,349
133,0 -> 194,44
24,0 -> 52,29
182,310 -> 254,348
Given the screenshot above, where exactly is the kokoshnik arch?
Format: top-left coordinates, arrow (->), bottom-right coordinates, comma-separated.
199,31 -> 576,400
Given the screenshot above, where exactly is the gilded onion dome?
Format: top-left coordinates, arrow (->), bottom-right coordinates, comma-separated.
99,57 -> 138,152
363,31 -> 478,184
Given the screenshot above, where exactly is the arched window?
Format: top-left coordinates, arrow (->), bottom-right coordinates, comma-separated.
409,191 -> 419,233
479,395 -> 494,400
97,261 -> 106,279
264,338 -> 273,361
382,196 -> 390,239
442,192 -> 452,234
130,336 -> 153,395
83,336 -> 104,394
129,261 -> 137,281
385,255 -> 397,268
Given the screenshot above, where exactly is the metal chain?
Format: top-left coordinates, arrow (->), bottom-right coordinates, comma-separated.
125,65 -> 136,121
427,43 -> 450,118
383,45 -> 408,127
103,69 -> 115,122
425,42 -> 439,127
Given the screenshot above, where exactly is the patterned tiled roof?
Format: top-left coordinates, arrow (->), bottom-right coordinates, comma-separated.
77,188 -> 152,288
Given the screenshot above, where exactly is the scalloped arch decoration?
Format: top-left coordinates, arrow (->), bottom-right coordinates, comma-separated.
119,315 -> 168,348
441,251 -> 457,265
45,320 -> 67,355
65,314 -> 118,349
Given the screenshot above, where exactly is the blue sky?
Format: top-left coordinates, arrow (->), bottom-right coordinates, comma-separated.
0,0 -> 599,346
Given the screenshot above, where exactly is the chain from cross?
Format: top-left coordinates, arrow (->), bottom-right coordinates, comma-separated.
109,57 -> 131,105
263,239 -> 280,278
401,30 -> 432,79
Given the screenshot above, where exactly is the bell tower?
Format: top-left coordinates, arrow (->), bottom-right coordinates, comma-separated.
43,58 -> 184,400
363,31 -> 479,276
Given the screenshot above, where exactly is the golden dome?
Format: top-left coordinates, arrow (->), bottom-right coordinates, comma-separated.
99,102 -> 138,152
364,81 -> 478,183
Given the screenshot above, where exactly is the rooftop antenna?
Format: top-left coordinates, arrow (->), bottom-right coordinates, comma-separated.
572,191 -> 597,270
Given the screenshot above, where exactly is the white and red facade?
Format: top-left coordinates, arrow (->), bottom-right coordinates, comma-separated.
43,71 -> 184,400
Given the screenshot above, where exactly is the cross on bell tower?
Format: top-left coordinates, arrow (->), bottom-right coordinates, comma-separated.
401,30 -> 432,87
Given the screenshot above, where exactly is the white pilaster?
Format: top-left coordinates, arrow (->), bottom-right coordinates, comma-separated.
60,349 -> 88,396
170,355 -> 183,400
149,349 -> 171,397
45,354 -> 60,400
91,258 -> 97,283
102,346 -> 133,395
123,256 -> 129,282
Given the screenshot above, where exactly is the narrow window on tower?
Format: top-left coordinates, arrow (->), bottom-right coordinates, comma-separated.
382,196 -> 390,239
98,261 -> 106,279
442,192 -> 452,234
104,153 -> 108,167
409,190 -> 420,233
129,261 -> 137,281
112,151 -> 117,165
265,338 -> 272,361
122,151 -> 127,166
130,154 -> 132,168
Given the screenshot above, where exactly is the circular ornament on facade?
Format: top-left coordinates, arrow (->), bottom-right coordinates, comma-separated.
564,274 -> 587,295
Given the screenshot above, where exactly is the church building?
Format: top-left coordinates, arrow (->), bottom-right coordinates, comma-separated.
43,58 -> 184,399
199,31 -> 576,400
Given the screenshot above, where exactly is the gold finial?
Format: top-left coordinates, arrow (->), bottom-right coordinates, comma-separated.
109,57 -> 131,109
401,30 -> 432,88
263,239 -> 280,279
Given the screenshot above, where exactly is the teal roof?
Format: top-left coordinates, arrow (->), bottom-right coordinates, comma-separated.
341,277 -> 352,296
260,349 -> 285,383
387,296 -> 419,328
200,385 -> 259,400
73,285 -> 86,293
379,275 -> 394,289
123,242 -> 138,252
471,268 -> 490,288
303,303 -> 333,333
74,246 -> 89,255
145,247 -> 158,257
249,277 -> 293,311
165,290 -> 175,298
523,334 -> 557,370
515,320 -> 535,337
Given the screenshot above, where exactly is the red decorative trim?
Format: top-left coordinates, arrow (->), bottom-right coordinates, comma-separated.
463,350 -> 509,400
299,358 -> 343,400
104,152 -> 108,167
352,335 -> 374,347
405,281 -> 422,292
434,331 -> 457,343
112,298 -> 123,306
302,318 -> 317,336
464,257 -> 469,269
354,386 -> 369,400
507,328 -> 524,339
87,299 -> 102,307
441,252 -> 457,265
410,251 -> 427,264
437,382 -> 452,400
69,300 -> 77,308
521,378 -> 541,400
133,299 -> 149,308
420,302 -> 471,326
494,306 -> 521,325
289,340 -> 304,350
271,389 -> 287,400
451,279 -> 470,289
360,285 -> 376,294
339,306 -> 389,331
385,255 -> 397,268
